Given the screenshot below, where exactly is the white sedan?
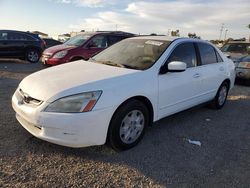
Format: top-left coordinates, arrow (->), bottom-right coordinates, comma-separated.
12,36 -> 235,150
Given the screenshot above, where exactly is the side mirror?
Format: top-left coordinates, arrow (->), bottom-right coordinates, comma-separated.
159,61 -> 187,74
225,54 -> 231,58
168,61 -> 187,72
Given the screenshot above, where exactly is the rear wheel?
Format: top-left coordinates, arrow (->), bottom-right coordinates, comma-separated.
107,100 -> 149,151
26,49 -> 40,63
210,81 -> 229,109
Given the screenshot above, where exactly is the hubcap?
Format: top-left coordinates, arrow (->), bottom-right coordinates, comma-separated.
28,51 -> 39,62
218,86 -> 227,106
119,110 -> 145,144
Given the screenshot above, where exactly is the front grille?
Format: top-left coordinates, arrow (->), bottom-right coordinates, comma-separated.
17,89 -> 43,106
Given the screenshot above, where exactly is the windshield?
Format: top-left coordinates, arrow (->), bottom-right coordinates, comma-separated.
91,38 -> 170,70
241,55 -> 250,62
64,34 -> 91,46
221,43 -> 250,53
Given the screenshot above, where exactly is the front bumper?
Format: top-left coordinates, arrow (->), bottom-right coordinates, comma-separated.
236,67 -> 250,79
12,90 -> 115,148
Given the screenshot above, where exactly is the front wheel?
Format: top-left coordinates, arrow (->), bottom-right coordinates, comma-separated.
26,49 -> 40,63
107,100 -> 149,151
210,82 -> 229,109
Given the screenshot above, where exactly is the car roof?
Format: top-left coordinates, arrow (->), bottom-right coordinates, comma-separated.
128,36 -> 206,43
131,35 -> 179,41
226,41 -> 250,44
0,29 -> 41,39
77,31 -> 135,36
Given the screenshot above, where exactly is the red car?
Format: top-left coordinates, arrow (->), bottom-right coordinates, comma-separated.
41,31 -> 135,66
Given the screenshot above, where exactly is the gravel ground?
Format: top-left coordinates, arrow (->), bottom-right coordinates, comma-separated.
0,60 -> 250,188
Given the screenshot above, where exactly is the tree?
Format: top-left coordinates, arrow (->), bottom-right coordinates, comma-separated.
188,33 -> 201,39
171,30 -> 180,37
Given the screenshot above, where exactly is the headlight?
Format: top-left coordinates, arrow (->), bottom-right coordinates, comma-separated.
238,62 -> 250,68
53,50 -> 68,58
44,91 -> 102,113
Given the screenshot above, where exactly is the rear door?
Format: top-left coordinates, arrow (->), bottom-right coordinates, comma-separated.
195,42 -> 227,100
5,32 -> 27,57
158,42 -> 203,118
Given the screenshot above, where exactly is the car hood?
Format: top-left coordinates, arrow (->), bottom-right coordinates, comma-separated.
19,61 -> 139,102
223,52 -> 246,61
44,44 -> 75,54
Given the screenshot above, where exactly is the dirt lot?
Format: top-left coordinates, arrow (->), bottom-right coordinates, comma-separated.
0,60 -> 250,188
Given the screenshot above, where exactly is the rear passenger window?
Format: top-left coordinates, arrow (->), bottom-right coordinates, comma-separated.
168,42 -> 197,68
215,50 -> 223,62
8,33 -> 35,41
198,43 -> 217,65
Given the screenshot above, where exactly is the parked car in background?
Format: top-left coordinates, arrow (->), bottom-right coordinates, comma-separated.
41,31 -> 135,66
221,41 -> 250,62
236,55 -> 250,80
0,30 -> 45,63
221,41 -> 250,79
43,38 -> 62,49
12,36 -> 235,150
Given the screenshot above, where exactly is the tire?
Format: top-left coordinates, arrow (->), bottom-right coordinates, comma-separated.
107,99 -> 149,151
26,49 -> 40,63
209,81 -> 229,109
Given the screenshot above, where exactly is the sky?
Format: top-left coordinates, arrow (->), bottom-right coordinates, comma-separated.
0,0 -> 249,40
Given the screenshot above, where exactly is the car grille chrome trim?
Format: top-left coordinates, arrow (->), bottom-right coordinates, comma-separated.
17,89 -> 43,106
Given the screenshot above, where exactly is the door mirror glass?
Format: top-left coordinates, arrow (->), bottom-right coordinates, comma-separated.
168,61 -> 187,72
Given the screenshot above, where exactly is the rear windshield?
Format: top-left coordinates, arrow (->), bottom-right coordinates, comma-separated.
91,38 -> 170,70
64,34 -> 91,46
221,43 -> 250,53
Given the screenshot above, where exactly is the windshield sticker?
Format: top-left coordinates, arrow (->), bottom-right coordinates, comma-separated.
145,40 -> 163,46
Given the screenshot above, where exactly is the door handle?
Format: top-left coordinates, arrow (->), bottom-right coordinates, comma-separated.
219,67 -> 225,71
193,73 -> 200,78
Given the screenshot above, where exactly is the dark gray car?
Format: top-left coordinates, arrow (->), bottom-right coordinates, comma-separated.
0,30 -> 45,63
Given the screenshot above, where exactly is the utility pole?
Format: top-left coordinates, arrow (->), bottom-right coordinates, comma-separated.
219,23 -> 224,40
224,29 -> 228,41
167,29 -> 170,36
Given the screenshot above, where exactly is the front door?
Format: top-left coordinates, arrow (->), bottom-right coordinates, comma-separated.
85,35 -> 108,58
158,42 -> 203,119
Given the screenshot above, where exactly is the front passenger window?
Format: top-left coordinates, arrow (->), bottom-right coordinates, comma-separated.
90,36 -> 108,48
168,43 -> 197,68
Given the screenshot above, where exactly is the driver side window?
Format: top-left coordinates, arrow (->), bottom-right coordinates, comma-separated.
89,35 -> 108,48
168,42 -> 197,68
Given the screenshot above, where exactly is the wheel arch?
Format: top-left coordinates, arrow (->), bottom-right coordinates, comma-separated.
106,95 -> 154,146
223,78 -> 231,89
110,95 -> 154,127
70,56 -> 86,62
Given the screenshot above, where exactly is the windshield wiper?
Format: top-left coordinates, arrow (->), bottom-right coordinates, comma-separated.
99,61 -> 125,68
123,64 -> 140,70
